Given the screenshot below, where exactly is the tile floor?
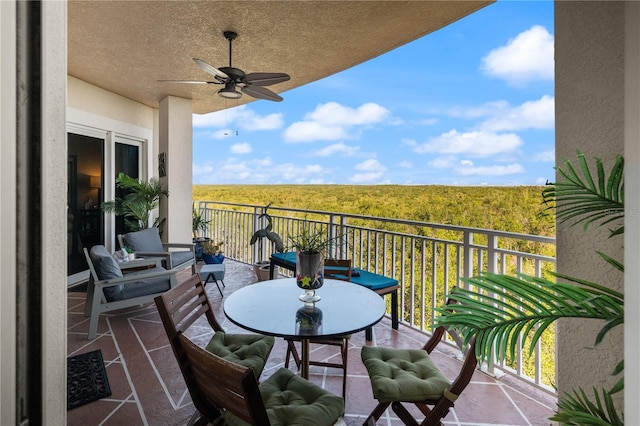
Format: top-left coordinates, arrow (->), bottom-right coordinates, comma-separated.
67,260 -> 557,426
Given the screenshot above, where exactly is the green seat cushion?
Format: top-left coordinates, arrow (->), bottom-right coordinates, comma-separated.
361,346 -> 451,402
205,332 -> 275,377
224,368 -> 344,426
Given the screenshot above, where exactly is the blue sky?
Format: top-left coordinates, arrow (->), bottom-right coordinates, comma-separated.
192,1 -> 554,185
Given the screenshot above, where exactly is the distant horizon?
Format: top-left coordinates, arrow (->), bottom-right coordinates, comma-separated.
192,1 -> 555,186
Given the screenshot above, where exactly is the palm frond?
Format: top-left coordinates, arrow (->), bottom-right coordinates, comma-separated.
550,387 -> 623,426
542,151 -> 624,236
435,273 -> 623,363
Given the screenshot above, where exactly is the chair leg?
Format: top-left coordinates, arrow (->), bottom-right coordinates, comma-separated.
363,402 -> 390,426
341,339 -> 348,398
87,287 -> 103,340
285,339 -> 301,369
391,401 -> 420,426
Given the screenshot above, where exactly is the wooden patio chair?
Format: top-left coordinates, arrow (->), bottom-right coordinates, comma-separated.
154,274 -> 275,384
167,316 -> 345,425
360,299 -> 478,426
285,258 -> 352,398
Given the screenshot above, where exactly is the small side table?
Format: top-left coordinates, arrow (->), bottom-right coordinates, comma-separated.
199,264 -> 226,297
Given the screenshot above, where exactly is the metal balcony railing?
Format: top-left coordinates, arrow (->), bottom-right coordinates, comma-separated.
195,200 -> 557,394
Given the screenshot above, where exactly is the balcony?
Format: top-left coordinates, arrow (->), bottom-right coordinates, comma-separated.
67,202 -> 558,425
67,260 -> 556,425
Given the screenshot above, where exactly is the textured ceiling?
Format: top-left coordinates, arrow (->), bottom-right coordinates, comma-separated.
68,1 -> 493,114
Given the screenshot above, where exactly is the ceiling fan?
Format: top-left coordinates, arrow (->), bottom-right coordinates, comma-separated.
160,31 -> 290,102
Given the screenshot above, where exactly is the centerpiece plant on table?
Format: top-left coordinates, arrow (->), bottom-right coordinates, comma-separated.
288,225 -> 333,303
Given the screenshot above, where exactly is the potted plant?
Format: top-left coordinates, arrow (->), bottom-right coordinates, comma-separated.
436,151 -> 624,424
192,206 -> 211,261
287,225 -> 330,303
201,240 -> 224,264
102,172 -> 169,232
250,203 -> 284,281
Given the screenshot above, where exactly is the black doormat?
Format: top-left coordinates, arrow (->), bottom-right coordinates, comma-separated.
67,349 -> 112,410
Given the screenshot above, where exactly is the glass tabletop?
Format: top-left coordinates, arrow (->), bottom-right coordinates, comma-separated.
223,278 -> 386,338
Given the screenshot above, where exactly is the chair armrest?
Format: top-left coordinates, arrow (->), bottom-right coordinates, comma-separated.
132,251 -> 172,260
119,258 -> 161,271
95,269 -> 177,288
161,243 -> 196,250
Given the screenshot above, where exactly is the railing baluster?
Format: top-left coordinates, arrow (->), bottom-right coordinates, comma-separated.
195,200 -> 556,395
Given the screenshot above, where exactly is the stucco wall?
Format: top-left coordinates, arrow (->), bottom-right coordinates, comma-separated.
159,96 -> 193,244
68,76 -> 155,130
555,1 -> 624,403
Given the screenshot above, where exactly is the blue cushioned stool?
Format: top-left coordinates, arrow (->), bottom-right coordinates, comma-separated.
199,263 -> 226,297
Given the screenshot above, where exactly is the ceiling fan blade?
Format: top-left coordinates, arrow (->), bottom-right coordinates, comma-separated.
193,58 -> 229,80
241,85 -> 283,102
244,72 -> 291,87
157,79 -> 219,84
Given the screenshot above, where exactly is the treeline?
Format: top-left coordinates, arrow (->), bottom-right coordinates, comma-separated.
193,185 -> 555,237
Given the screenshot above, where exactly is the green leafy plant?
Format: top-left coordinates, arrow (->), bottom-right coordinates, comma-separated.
287,226 -> 330,254
202,240 -> 223,255
436,151 -> 624,425
249,203 -> 285,261
192,206 -> 211,239
102,173 -> 169,232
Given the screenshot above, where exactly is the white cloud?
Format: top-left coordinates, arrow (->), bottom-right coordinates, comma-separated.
534,149 -> 555,162
455,163 -> 525,176
211,129 -> 232,139
193,105 -> 284,131
193,164 -> 214,176
284,121 -> 347,143
355,159 -> 386,172
230,142 -> 252,154
479,95 -> 555,132
349,159 -> 387,183
350,172 -> 384,183
311,143 -> 360,157
398,160 -> 413,169
428,156 -> 457,169
481,25 -> 554,85
414,130 -> 523,157
419,118 -> 438,126
284,102 -> 390,143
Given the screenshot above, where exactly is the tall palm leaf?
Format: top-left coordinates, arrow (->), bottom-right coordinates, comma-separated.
435,273 -> 623,363
437,152 -> 625,424
542,150 -> 624,236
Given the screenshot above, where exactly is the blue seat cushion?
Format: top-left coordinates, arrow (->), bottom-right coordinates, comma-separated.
103,266 -> 172,302
361,346 -> 451,402
122,227 -> 164,252
223,368 -> 344,426
168,250 -> 194,268
90,245 -> 123,280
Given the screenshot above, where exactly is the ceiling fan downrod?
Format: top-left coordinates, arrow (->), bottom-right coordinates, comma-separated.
224,31 -> 237,68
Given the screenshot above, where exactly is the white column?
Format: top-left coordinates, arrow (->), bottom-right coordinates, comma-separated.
41,1 -> 68,423
159,96 -> 193,244
0,2 -> 18,424
625,2 -> 640,424
555,0 -> 624,409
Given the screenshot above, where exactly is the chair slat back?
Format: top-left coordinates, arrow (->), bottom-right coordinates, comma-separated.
324,258 -> 352,281
156,274 -> 223,338
178,334 -> 271,425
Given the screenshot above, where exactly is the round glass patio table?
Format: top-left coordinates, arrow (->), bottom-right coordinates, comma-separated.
223,277 -> 386,379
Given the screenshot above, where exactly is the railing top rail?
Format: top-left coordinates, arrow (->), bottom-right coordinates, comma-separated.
196,200 -> 556,244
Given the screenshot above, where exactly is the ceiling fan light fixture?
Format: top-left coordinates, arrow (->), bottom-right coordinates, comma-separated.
218,82 -> 242,99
